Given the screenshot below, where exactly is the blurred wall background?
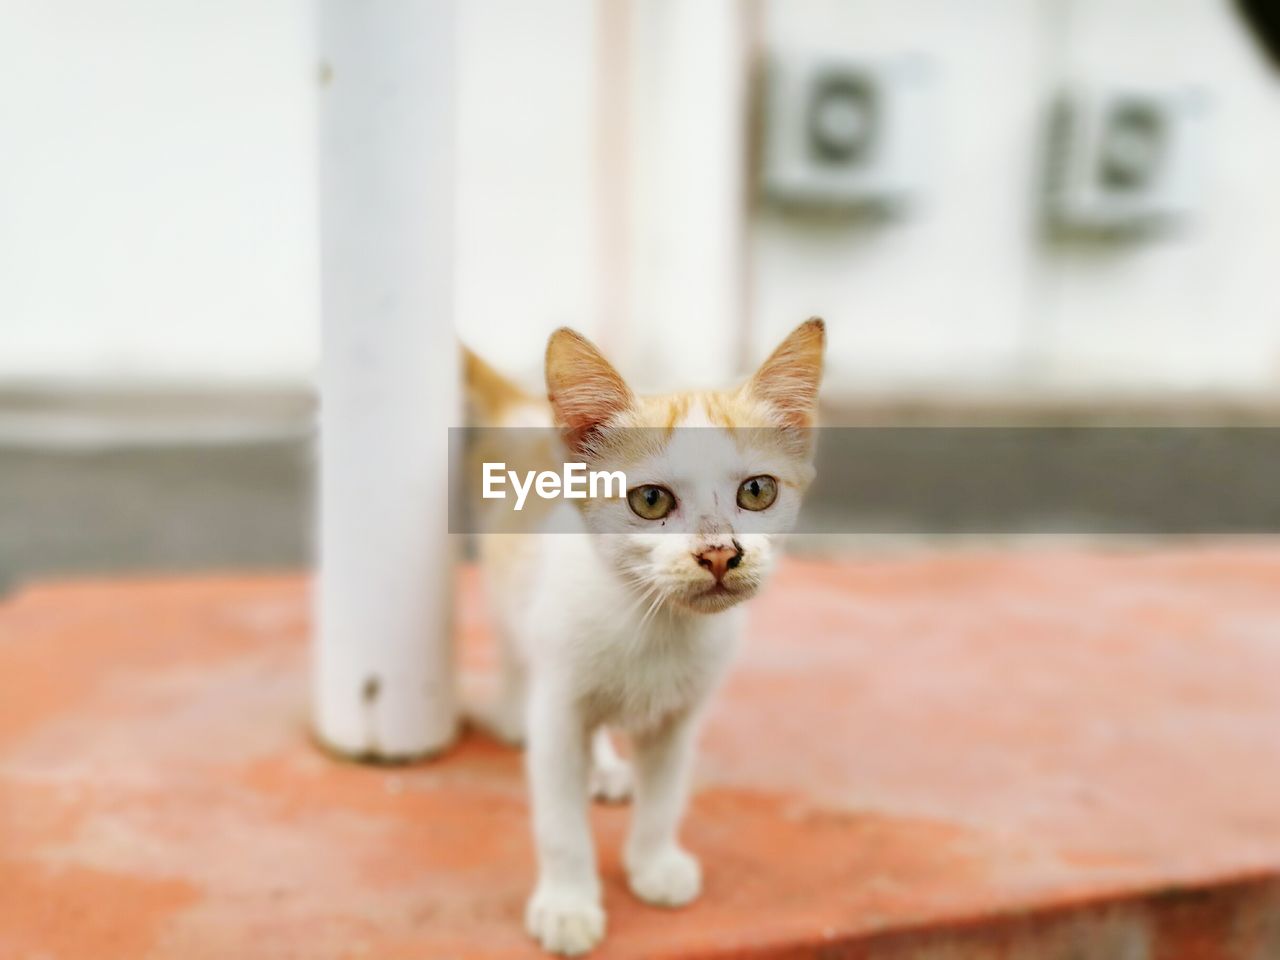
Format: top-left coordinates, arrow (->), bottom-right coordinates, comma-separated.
757,0 -> 1280,396
2,0 -> 1278,585
3,0 -> 1278,392
0,0 -> 319,385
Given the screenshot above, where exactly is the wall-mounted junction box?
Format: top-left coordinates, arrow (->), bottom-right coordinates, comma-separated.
761,53 -> 931,214
1045,87 -> 1209,236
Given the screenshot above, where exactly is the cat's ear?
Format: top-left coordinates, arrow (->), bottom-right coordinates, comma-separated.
546,327 -> 634,452
747,317 -> 825,428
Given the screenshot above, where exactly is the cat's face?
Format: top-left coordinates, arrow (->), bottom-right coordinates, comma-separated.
546,320 -> 825,614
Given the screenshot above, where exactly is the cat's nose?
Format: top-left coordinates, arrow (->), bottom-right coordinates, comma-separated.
694,542 -> 743,583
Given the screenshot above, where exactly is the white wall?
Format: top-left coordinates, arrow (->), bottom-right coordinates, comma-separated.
754,0 -> 1046,393
1038,0 -> 1280,392
3,0 -> 1278,398
454,0 -> 602,386
754,0 -> 1280,397
0,0 -> 601,391
0,0 -> 320,384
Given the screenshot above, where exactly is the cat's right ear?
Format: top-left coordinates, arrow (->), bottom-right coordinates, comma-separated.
545,328 -> 634,453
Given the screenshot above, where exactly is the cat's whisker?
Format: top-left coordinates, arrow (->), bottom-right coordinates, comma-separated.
613,574 -> 666,630
636,586 -> 670,634
621,586 -> 659,623
617,568 -> 666,603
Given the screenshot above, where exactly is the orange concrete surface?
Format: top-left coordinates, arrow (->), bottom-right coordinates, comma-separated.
2,547 -> 1280,959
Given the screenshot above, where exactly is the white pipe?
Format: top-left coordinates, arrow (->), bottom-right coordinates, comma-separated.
625,0 -> 749,388
313,0 -> 459,760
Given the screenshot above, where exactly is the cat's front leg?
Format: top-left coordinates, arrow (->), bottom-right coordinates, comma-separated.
525,684 -> 605,956
624,710 -> 702,908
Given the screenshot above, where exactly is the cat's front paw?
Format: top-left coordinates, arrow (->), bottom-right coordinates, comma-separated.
625,845 -> 702,907
525,883 -> 606,956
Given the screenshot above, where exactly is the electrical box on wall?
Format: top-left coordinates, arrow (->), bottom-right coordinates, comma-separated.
1045,87 -> 1209,236
761,53 -> 931,214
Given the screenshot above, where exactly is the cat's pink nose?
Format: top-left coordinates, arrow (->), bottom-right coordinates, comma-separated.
694,543 -> 743,583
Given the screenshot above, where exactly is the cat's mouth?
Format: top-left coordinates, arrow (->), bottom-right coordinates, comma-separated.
680,580 -> 753,613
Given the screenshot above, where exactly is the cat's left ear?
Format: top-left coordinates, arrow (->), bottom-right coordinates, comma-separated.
546,327 -> 635,453
747,317 -> 825,428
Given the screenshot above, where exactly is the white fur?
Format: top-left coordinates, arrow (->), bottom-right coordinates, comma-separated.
485,405 -> 809,956
515,526 -> 741,955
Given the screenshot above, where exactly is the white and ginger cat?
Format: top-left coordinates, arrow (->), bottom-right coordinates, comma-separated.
466,318 -> 825,956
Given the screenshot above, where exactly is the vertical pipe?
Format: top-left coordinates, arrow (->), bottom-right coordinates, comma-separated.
314,0 -> 459,760
593,0 -> 632,361
625,0 -> 749,388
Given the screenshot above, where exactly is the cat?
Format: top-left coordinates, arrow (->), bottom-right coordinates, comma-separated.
465,318 -> 825,956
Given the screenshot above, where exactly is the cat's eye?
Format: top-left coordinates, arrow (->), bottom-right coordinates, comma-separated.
627,484 -> 676,521
737,475 -> 778,512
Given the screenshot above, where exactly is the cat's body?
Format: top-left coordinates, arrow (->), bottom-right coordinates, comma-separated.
525,530 -> 743,731
466,321 -> 825,955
